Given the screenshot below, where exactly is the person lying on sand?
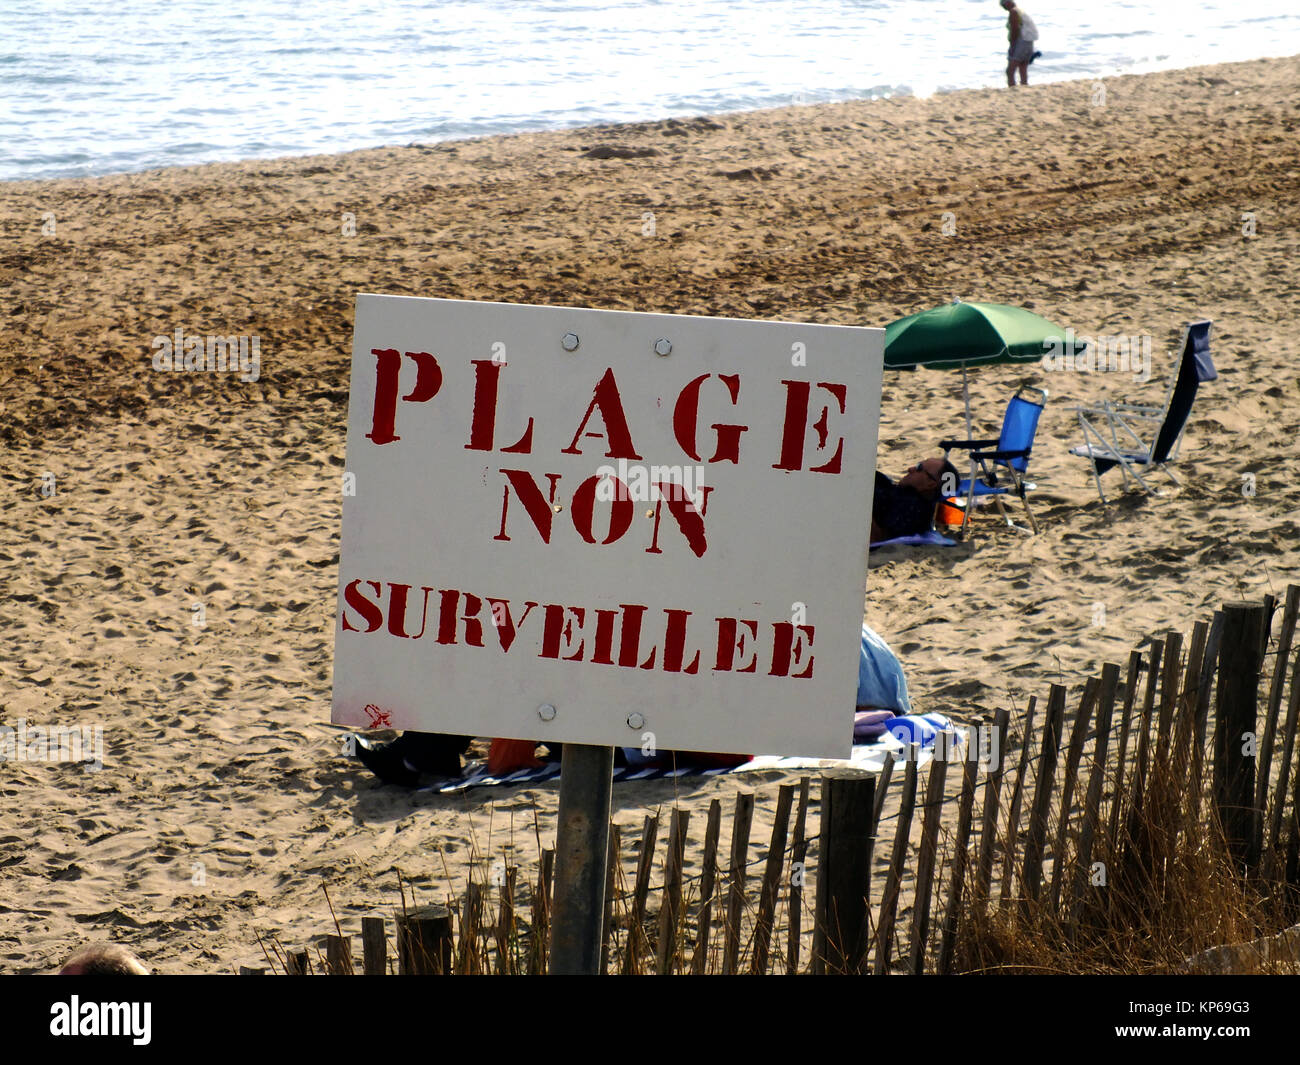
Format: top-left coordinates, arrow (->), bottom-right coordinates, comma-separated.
871,457 -> 959,543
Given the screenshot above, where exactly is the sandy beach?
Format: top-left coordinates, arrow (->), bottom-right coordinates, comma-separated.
1,54 -> 1298,974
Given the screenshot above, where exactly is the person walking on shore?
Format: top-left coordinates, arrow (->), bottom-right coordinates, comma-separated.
1001,0 -> 1039,87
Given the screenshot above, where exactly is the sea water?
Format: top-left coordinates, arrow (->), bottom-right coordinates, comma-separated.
2,0 -> 1297,182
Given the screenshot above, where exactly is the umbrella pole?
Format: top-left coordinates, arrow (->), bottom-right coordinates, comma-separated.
963,365 -> 974,441
961,366 -> 975,539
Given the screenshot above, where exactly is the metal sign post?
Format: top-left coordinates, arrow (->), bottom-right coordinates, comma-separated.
549,743 -> 614,974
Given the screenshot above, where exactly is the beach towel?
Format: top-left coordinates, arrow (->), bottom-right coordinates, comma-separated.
371,712 -> 961,793
740,712 -> 957,776
869,530 -> 957,549
854,709 -> 896,741
886,714 -> 941,746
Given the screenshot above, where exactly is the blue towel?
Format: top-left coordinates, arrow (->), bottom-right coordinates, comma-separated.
869,530 -> 957,549
886,712 -> 954,747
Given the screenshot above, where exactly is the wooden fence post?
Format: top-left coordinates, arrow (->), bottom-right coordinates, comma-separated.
1266,644 -> 1300,877
786,777 -> 812,975
1168,622 -> 1210,859
1048,677 -> 1099,913
1285,738 -> 1300,890
498,867 -> 518,976
1191,611 -> 1227,823
812,768 -> 875,975
623,814 -> 659,975
1020,685 -> 1066,912
656,808 -> 690,974
1105,651 -> 1144,847
601,826 -> 618,975
1070,661 -> 1120,926
691,800 -> 723,974
938,729 -> 981,974
999,696 -> 1037,908
1195,613 -> 1227,745
1214,601 -> 1268,871
872,752 -> 895,837
873,750 -> 918,974
1258,586 -> 1300,814
750,784 -> 794,974
397,905 -> 453,975
909,743 -> 951,974
1155,630 -> 1183,766
529,849 -> 554,975
325,934 -> 353,975
1132,640 -> 1163,813
973,707 -> 1011,910
457,882 -> 483,974
362,916 -> 387,976
1174,622 -> 1210,775
722,792 -> 754,975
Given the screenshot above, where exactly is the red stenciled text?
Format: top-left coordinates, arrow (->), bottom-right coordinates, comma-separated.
361,350 -> 850,558
340,578 -> 816,680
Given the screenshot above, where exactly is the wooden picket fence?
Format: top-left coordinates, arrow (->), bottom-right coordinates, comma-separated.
248,586 -> 1300,974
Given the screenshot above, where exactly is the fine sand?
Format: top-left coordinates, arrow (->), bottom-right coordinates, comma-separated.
1,55 -> 1298,973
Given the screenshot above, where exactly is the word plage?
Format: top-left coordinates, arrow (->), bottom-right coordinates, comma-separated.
332,296 -> 884,757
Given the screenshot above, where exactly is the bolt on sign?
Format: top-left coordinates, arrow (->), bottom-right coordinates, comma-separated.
332,296 -> 884,756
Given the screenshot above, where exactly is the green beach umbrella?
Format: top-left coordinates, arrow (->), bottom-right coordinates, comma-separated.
884,299 -> 1067,371
883,298 -> 1069,438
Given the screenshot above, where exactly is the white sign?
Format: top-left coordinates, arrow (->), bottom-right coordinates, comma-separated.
332,296 -> 883,756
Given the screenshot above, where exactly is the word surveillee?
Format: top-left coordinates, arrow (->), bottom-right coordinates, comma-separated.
341,580 -> 816,679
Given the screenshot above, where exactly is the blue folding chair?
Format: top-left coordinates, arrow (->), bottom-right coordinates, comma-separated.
940,385 -> 1048,536
1069,321 -> 1216,503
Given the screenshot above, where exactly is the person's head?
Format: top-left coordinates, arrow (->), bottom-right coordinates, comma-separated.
899,457 -> 959,500
59,943 -> 150,975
